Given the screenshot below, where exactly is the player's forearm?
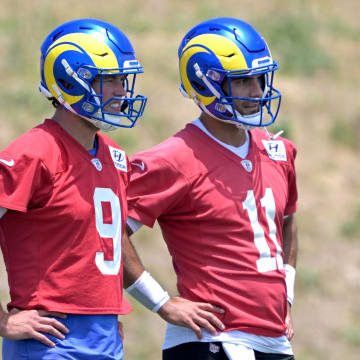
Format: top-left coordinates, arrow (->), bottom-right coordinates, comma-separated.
122,232 -> 145,288
123,232 -> 170,312
0,304 -> 8,337
282,214 -> 298,267
282,214 -> 298,306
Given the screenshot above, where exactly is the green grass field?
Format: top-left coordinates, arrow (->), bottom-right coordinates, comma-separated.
1,0 -> 360,359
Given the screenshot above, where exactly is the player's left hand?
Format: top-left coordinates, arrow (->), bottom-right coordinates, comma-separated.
0,307 -> 69,347
157,296 -> 225,340
285,302 -> 294,340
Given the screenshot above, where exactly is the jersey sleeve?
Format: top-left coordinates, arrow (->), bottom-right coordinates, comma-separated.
124,156 -> 131,188
0,150 -> 53,212
127,154 -> 190,228
284,140 -> 298,216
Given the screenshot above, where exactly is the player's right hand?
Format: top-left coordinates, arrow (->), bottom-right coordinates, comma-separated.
157,296 -> 225,340
0,308 -> 69,347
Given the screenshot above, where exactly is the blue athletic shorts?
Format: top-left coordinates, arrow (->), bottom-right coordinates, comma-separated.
2,314 -> 123,360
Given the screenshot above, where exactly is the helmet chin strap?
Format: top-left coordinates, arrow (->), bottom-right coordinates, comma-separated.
198,99 -> 283,138
94,111 -> 127,132
43,80 -> 117,132
226,105 -> 262,127
189,89 -> 261,130
90,113 -> 118,131
190,91 -> 255,130
186,87 -> 282,137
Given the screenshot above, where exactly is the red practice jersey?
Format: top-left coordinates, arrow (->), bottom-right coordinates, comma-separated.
128,124 -> 297,337
0,119 -> 131,315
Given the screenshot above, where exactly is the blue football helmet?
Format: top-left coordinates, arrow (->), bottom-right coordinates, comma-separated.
39,18 -> 147,131
178,17 -> 281,128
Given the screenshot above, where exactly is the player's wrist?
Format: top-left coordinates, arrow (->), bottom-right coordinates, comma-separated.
0,306 -> 9,337
125,271 -> 170,312
284,264 -> 296,306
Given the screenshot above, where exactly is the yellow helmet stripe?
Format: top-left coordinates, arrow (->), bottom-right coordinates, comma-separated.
44,43 -> 83,104
44,33 -> 119,104
180,34 -> 248,105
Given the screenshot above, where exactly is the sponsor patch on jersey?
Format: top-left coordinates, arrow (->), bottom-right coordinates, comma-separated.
241,159 -> 253,172
262,140 -> 287,161
108,146 -> 127,172
91,158 -> 103,171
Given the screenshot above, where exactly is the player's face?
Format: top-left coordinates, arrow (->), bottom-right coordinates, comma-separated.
222,75 -> 264,116
92,74 -> 127,114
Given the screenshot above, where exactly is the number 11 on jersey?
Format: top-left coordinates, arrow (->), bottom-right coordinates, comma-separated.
243,187 -> 284,273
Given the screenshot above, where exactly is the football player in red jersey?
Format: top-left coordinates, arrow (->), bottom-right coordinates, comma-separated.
0,18 -> 149,359
124,18 -> 298,360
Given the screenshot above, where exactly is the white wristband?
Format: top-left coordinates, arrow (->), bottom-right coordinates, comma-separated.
284,264 -> 296,306
125,271 -> 170,312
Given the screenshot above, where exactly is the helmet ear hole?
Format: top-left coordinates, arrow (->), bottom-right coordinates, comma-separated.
58,78 -> 74,90
191,80 -> 206,92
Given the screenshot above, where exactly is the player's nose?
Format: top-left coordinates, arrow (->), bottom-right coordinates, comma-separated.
113,78 -> 127,97
250,77 -> 264,98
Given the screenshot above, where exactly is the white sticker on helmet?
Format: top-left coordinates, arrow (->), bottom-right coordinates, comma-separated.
252,56 -> 272,69
123,60 -> 140,72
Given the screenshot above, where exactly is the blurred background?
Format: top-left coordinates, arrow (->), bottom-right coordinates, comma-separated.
0,0 -> 359,359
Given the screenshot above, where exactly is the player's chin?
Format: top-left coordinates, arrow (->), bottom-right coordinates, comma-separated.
238,107 -> 260,116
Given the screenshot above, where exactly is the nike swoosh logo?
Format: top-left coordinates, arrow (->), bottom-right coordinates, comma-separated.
131,161 -> 145,171
0,159 -> 14,167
